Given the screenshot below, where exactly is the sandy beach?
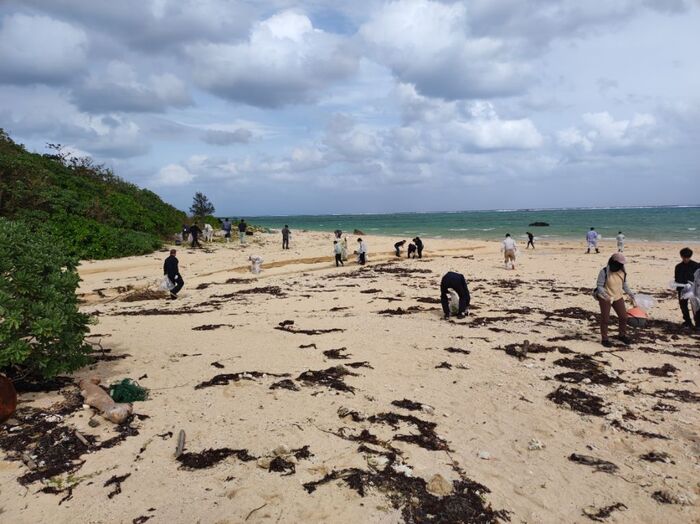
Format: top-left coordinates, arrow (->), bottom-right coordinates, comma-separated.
1,231 -> 698,523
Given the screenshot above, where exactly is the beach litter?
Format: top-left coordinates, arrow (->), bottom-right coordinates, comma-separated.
568,454 -> 618,473
109,378 -> 148,403
80,377 -> 133,424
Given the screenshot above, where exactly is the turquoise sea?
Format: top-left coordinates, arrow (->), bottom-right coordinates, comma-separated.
247,207 -> 700,243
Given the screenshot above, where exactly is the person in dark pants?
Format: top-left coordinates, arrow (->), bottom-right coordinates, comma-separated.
526,232 -> 535,249
675,247 -> 700,328
333,240 -> 344,266
282,225 -> 290,249
357,238 -> 367,265
413,237 -> 424,258
394,240 -> 406,257
182,224 -> 190,243
407,242 -> 417,258
189,223 -> 202,248
440,271 -> 470,320
163,249 -> 184,299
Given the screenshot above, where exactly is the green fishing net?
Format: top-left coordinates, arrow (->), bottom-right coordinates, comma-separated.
109,378 -> 148,402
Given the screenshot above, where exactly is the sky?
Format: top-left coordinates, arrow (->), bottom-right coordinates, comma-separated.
1,0 -> 699,216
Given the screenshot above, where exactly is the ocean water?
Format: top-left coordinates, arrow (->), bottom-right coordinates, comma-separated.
246,207 -> 700,243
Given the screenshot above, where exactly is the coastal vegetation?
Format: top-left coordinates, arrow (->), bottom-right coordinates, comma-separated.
0,129 -> 186,260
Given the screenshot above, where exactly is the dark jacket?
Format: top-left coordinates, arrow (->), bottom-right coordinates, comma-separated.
440,271 -> 470,316
238,222 -> 247,232
163,255 -> 180,279
190,225 -> 202,237
675,260 -> 700,284
413,237 -> 423,249
282,227 -> 290,239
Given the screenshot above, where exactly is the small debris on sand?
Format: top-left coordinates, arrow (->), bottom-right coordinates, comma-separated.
568,453 -> 618,473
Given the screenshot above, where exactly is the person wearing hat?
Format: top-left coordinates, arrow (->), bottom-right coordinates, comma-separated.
594,253 -> 635,347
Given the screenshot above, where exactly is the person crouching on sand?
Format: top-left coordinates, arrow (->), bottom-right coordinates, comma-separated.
502,233 -> 517,270
594,253 -> 636,347
440,271 -> 470,320
394,240 -> 406,257
334,240 -> 344,267
407,242 -> 417,258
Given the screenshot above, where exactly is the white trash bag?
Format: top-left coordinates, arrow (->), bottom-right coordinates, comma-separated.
160,275 -> 175,291
633,293 -> 656,312
448,289 -> 460,315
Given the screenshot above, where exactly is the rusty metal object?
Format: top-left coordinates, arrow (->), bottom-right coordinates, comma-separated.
0,374 -> 17,423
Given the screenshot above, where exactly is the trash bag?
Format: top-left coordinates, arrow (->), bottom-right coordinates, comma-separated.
249,255 -> 263,274
448,290 -> 460,315
633,293 -> 656,312
160,276 -> 175,291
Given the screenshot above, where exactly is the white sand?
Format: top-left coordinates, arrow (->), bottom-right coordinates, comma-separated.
1,231 -> 698,523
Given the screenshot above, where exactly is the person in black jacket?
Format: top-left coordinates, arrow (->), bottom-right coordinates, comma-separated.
189,223 -> 202,248
407,242 -> 417,258
413,237 -> 424,258
675,247 -> 700,328
526,232 -> 535,249
394,240 -> 406,257
163,249 -> 184,299
440,271 -> 470,320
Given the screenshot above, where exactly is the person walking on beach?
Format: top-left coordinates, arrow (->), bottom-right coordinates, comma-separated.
282,225 -> 291,250
334,240 -> 344,267
163,249 -> 184,299
189,223 -> 202,248
440,271 -> 470,320
413,237 -> 424,258
616,231 -> 625,253
394,240 -> 406,257
674,247 -> 700,328
502,233 -> 517,270
526,232 -> 535,249
586,227 -> 600,254
238,219 -> 247,245
357,238 -> 367,265
222,218 -> 232,243
594,253 -> 635,347
182,223 -> 190,243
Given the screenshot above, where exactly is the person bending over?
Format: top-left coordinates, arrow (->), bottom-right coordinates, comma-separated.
407,243 -> 417,258
594,253 -> 635,347
440,271 -> 470,320
394,240 -> 406,257
163,249 -> 184,299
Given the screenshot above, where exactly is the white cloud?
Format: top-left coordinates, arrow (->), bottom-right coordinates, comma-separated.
559,111 -> 664,154
187,10 -> 358,107
73,61 -> 191,113
360,0 -> 531,100
152,164 -> 194,186
0,13 -> 88,84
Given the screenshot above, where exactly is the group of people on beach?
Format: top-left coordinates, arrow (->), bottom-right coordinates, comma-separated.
179,218 -> 249,248
163,225 -> 700,341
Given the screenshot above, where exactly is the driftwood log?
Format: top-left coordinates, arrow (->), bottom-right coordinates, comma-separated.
79,377 -> 132,424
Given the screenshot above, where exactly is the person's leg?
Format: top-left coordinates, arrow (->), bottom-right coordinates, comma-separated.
457,290 -> 468,316
598,297 -> 611,341
172,275 -> 184,295
440,284 -> 450,318
335,254 -> 340,267
678,294 -> 692,326
611,298 -> 628,338
418,247 -> 422,258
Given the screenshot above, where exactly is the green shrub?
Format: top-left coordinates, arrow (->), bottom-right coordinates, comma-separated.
0,219 -> 92,378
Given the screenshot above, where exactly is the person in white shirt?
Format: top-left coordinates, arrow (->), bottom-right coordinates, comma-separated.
357,238 -> 367,265
333,240 -> 344,267
502,233 -> 517,270
616,231 -> 625,253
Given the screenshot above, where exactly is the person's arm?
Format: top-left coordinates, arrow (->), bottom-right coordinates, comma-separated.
163,260 -> 168,275
674,263 -> 682,283
595,268 -> 607,296
622,276 -> 634,298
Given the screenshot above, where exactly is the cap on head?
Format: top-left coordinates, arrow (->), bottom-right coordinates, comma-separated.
610,253 -> 626,264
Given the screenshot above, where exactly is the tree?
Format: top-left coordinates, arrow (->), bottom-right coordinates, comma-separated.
189,192 -> 215,219
0,219 -> 92,378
